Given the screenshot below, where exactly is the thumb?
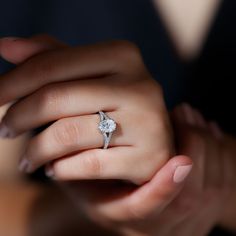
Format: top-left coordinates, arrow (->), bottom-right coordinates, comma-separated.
0,34 -> 67,64
90,155 -> 193,221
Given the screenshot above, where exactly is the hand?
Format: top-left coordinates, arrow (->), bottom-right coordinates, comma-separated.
164,104 -> 234,236
61,104 -> 233,236
0,35 -> 173,185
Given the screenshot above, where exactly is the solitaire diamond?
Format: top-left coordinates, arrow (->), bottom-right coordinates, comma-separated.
99,119 -> 116,133
98,111 -> 117,149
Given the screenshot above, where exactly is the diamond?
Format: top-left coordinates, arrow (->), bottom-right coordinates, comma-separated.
99,119 -> 116,133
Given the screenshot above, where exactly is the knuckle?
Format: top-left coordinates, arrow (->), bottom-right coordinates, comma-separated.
36,85 -> 62,113
142,111 -> 172,151
81,151 -> 102,177
28,54 -> 56,80
52,119 -> 80,146
110,40 -> 143,66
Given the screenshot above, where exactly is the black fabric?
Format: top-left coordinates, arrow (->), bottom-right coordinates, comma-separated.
184,0 -> 236,135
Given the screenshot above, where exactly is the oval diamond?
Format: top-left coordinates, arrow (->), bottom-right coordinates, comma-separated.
99,119 -> 116,133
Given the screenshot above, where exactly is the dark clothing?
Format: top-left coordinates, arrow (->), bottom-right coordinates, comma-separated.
0,0 -> 236,235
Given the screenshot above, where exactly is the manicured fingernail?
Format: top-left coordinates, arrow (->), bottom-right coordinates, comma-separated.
45,165 -> 54,178
18,158 -> 29,172
0,122 -> 10,138
173,164 -> 193,183
0,122 -> 16,139
181,103 -> 195,125
209,122 -> 223,140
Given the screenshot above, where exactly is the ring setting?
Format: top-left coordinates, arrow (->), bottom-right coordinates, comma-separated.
98,111 -> 116,149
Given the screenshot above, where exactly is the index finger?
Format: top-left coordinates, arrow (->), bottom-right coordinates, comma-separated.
0,40 -> 141,106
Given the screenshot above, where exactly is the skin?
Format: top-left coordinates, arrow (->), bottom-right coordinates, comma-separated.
61,105 -> 236,236
0,36 -> 174,185
0,36 -> 236,235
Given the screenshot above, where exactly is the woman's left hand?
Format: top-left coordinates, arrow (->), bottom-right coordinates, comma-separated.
0,35 -> 174,185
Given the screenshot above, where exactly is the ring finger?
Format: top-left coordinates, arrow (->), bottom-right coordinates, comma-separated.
19,110 -> 136,172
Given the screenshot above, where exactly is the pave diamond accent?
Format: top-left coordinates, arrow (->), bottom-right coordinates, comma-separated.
99,119 -> 116,133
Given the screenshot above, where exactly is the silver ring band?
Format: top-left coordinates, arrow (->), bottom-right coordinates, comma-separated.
98,111 -> 116,149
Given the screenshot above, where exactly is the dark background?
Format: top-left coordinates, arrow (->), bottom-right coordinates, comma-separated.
0,0 -> 236,235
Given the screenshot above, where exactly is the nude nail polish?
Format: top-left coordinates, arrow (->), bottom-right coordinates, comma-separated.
0,122 -> 10,138
0,122 -> 16,139
18,158 -> 29,172
173,165 -> 193,183
45,165 -> 54,178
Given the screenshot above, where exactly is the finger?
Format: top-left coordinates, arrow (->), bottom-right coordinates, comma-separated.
0,79 -> 122,137
180,103 -> 197,126
19,113 -> 130,172
0,34 -> 66,64
208,121 -> 223,140
43,147 -> 157,186
79,155 -> 193,221
192,109 -> 207,128
203,130 -> 223,191
0,40 -> 140,106
172,105 -> 205,193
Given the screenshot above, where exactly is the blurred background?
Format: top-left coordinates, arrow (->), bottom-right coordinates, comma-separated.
0,0 -> 236,235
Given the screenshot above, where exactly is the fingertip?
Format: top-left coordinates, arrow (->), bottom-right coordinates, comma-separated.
148,155 -> 193,194
125,155 -> 193,219
0,36 -> 60,64
181,103 -> 196,125
0,37 -> 29,64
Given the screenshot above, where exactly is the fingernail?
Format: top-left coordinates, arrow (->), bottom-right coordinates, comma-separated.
45,165 -> 54,178
181,103 -> 195,125
173,164 -> 193,183
18,158 -> 29,172
0,122 -> 16,139
0,122 -> 10,138
209,122 -> 223,140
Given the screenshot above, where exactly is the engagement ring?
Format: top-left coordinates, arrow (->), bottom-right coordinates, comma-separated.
98,111 -> 116,149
